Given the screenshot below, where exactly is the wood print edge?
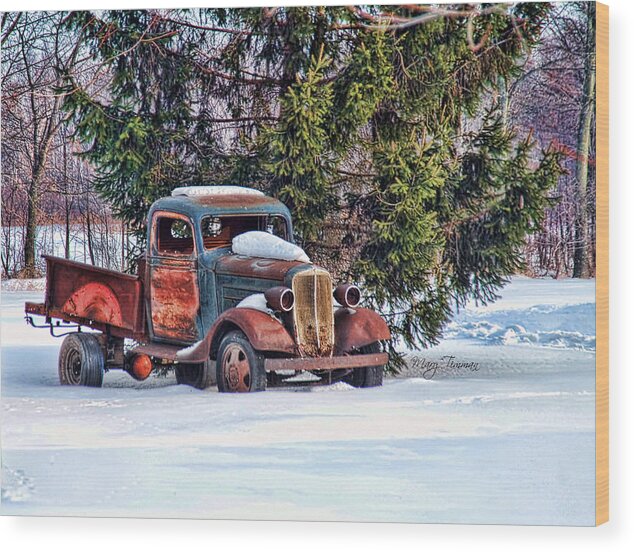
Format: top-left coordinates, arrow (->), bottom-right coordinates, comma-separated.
595,0 -> 609,527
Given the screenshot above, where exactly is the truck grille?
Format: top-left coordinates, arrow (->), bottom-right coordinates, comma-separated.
292,268 -> 334,357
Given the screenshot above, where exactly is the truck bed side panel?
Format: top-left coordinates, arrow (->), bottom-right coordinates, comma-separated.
44,256 -> 145,335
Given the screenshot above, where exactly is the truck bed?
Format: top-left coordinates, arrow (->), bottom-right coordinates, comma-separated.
25,255 -> 146,339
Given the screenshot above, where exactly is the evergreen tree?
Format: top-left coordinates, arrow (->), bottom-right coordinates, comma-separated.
62,10 -> 223,261
62,5 -> 562,368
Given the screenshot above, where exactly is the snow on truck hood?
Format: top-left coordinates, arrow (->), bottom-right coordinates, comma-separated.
232,231 -> 310,264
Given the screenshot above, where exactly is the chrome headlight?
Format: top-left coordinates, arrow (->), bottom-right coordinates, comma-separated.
265,286 -> 295,312
334,284 -> 361,308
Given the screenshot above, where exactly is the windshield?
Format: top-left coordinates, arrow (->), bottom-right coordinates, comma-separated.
200,214 -> 289,250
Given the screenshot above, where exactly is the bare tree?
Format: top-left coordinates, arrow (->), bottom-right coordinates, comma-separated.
508,2 -> 596,278
2,12 -> 82,276
572,1 -> 595,278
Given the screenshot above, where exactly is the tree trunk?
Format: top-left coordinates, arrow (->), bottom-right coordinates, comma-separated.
63,139 -> 71,259
22,153 -> 47,277
86,198 -> 95,265
572,3 -> 596,279
21,97 -> 61,276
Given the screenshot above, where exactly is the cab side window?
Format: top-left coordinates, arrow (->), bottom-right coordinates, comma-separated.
155,217 -> 194,256
266,215 -> 288,240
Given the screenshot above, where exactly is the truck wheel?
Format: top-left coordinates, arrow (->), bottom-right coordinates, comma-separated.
58,333 -> 104,387
216,330 -> 266,393
344,342 -> 384,388
175,360 -> 216,390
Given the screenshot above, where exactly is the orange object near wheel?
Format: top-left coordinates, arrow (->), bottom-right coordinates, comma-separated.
129,353 -> 153,381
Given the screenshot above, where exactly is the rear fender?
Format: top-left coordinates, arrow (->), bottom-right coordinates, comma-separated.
334,307 -> 391,354
178,308 -> 296,362
62,282 -> 124,327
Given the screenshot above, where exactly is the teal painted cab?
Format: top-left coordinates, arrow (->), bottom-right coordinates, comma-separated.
145,188 -> 294,344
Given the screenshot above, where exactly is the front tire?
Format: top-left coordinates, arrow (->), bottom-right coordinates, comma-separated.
58,333 -> 105,387
345,342 -> 384,388
216,331 -> 266,393
175,359 -> 216,389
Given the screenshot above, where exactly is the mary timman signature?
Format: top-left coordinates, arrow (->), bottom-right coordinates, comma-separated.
410,355 -> 480,380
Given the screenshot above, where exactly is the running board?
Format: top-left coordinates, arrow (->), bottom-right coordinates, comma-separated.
265,352 -> 388,372
130,343 -> 183,362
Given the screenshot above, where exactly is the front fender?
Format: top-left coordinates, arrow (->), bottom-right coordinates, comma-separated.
334,307 -> 391,354
177,308 -> 297,363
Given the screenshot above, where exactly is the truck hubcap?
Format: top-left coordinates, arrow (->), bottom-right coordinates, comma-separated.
222,344 -> 250,392
67,349 -> 82,385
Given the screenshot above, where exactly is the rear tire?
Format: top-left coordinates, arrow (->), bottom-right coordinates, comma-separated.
58,333 -> 104,387
345,342 -> 384,388
216,331 -> 266,393
175,359 -> 216,389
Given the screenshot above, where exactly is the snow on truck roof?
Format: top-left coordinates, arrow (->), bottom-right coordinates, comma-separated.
150,186 -> 292,223
171,186 -> 264,197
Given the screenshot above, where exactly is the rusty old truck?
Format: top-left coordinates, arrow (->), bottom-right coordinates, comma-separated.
25,186 -> 390,392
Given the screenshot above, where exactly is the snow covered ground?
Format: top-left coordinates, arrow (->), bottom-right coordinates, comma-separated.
0,277 -> 596,525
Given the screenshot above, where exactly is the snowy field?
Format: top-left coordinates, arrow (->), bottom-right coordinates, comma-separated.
1,224 -> 126,277
1,277 -> 596,525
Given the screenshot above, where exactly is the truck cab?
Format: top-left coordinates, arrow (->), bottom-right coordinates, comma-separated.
25,186 -> 390,392
146,186 -> 293,344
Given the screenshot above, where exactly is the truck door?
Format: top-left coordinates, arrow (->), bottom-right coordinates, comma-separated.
148,211 -> 200,342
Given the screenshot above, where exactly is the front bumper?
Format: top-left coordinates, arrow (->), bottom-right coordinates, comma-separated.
264,352 -> 388,372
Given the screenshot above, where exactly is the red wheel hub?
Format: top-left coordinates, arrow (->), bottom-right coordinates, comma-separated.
222,344 -> 251,392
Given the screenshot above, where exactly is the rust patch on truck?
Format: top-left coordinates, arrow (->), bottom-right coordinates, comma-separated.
148,210 -> 200,342
191,195 -> 281,209
334,307 -> 391,354
62,282 -> 123,327
42,255 -> 144,335
150,264 -> 199,341
216,255 -> 305,280
176,308 -> 297,364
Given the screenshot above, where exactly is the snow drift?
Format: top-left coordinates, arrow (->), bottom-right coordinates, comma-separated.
444,278 -> 596,352
445,320 -> 596,351
232,231 -> 310,263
